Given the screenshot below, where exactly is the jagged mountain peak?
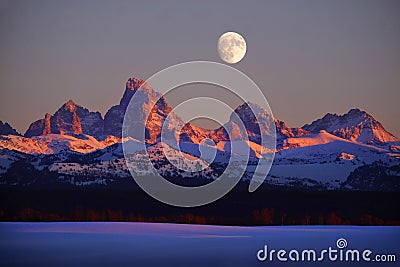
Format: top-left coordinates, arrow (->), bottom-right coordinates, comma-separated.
15,76 -> 399,148
233,101 -> 272,119
104,77 -> 181,141
348,107 -> 364,115
303,108 -> 398,144
25,99 -> 103,139
62,99 -> 80,112
119,77 -> 154,107
318,108 -> 367,121
234,101 -> 262,112
126,77 -> 146,91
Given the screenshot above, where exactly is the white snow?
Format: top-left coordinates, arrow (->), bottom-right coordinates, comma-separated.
0,154 -> 16,174
0,119 -> 399,189
269,163 -> 357,183
0,134 -> 120,155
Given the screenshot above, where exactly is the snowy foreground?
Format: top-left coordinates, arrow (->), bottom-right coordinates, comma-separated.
0,222 -> 399,267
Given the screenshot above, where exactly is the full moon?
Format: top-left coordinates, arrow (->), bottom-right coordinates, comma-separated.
217,32 -> 247,64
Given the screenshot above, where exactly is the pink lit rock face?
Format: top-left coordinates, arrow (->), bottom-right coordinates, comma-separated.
25,100 -> 103,139
105,78 -> 182,143
303,108 -> 399,145
23,78 -> 398,146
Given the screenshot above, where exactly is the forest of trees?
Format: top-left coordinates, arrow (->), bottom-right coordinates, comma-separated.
1,188 -> 399,226
1,206 -> 398,226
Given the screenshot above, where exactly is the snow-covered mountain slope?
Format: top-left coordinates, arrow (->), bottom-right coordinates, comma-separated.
45,141 -> 217,187
214,140 -> 270,159
276,130 -> 391,165
0,128 -> 398,190
0,134 -> 120,155
302,108 -> 399,145
268,130 -> 398,188
0,149 -> 27,174
281,130 -> 342,148
178,139 -> 272,163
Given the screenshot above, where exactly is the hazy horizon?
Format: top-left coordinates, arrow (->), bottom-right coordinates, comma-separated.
1,0 -> 399,136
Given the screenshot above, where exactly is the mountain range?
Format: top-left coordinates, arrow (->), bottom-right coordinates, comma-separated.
0,78 -> 399,191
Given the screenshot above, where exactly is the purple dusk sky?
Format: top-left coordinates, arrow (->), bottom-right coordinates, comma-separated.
0,0 -> 399,136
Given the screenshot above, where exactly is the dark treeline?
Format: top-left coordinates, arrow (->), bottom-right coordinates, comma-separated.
1,188 -> 399,226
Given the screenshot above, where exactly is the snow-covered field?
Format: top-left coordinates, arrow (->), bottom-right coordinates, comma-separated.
0,154 -> 16,174
0,222 -> 398,267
